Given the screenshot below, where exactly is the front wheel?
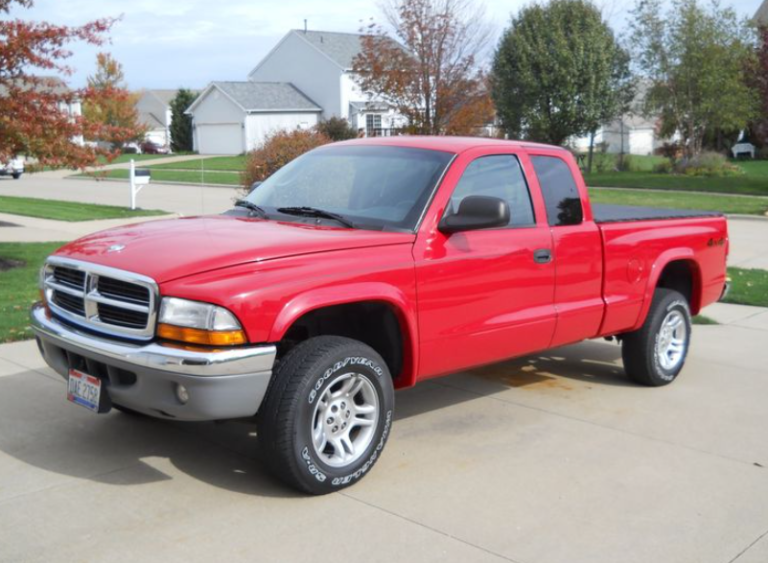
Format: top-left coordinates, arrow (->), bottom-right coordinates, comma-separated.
12,172 -> 21,180
622,288 -> 691,386
257,336 -> 395,494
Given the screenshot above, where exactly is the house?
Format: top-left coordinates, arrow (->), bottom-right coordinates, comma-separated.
756,0 -> 768,25
136,89 -> 178,147
188,29 -> 403,155
570,81 -> 672,156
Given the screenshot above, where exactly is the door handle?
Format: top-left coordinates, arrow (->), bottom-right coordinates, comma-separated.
533,249 -> 552,264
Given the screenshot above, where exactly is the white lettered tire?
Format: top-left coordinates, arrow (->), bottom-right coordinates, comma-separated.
257,336 -> 395,494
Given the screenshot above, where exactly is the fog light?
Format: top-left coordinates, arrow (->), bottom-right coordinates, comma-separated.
176,384 -> 190,405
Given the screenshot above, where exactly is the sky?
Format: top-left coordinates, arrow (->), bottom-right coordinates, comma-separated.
6,0 -> 765,90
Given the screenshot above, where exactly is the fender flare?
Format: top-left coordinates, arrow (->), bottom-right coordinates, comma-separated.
268,282 -> 419,387
632,248 -> 701,331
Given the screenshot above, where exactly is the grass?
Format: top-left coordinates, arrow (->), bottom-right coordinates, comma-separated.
88,168 -> 242,186
148,155 -> 247,172
584,158 -> 768,196
722,267 -> 768,308
589,187 -> 768,216
0,242 -> 64,343
0,196 -> 168,222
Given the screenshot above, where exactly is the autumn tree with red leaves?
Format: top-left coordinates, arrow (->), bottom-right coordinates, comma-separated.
352,0 -> 494,136
0,0 -> 143,167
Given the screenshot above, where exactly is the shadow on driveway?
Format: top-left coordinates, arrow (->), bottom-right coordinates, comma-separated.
1,340 -> 630,497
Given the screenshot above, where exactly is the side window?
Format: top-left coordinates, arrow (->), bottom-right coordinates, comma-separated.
449,155 -> 535,228
531,156 -> 583,226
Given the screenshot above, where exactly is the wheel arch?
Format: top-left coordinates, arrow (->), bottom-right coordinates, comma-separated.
268,283 -> 419,388
634,249 -> 702,330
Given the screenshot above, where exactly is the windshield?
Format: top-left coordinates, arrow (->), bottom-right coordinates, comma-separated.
244,145 -> 454,231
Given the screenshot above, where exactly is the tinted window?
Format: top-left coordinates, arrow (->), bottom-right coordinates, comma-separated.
246,145 -> 453,231
531,156 -> 583,226
449,155 -> 535,228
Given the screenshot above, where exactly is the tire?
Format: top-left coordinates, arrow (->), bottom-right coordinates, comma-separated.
12,173 -> 21,180
622,288 -> 691,386
257,336 -> 395,494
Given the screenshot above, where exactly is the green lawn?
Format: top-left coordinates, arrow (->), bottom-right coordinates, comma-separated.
0,242 -> 64,342
91,169 -> 241,186
148,155 -> 247,172
722,267 -> 768,308
0,196 -> 167,222
589,187 -> 768,216
584,159 -> 768,196
692,315 -> 718,325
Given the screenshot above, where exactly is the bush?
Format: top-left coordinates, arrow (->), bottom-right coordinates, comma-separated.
653,160 -> 674,174
655,142 -> 685,162
315,117 -> 358,141
242,129 -> 331,189
673,151 -> 743,177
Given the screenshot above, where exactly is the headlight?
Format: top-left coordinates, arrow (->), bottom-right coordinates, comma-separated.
157,297 -> 246,346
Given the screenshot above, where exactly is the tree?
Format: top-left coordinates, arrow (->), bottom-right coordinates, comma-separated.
0,1 -> 140,167
82,53 -> 145,148
749,26 -> 768,149
352,0 -> 494,135
169,88 -> 197,152
316,117 -> 357,141
242,129 -> 330,189
630,0 -> 759,157
492,0 -> 633,151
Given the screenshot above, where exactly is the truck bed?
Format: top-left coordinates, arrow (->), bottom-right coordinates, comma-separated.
592,204 -> 723,224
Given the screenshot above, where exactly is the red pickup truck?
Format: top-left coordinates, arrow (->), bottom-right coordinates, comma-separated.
31,137 -> 728,494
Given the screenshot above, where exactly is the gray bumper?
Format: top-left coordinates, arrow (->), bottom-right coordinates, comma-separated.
30,303 -> 276,421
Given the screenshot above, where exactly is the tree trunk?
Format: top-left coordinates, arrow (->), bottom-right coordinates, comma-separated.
587,130 -> 596,174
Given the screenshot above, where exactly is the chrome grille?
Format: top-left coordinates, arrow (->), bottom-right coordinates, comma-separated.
43,258 -> 159,340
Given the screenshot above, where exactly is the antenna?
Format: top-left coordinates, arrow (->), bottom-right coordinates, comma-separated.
304,19 -> 307,33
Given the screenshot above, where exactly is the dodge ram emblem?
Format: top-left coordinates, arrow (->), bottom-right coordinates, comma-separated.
106,244 -> 125,253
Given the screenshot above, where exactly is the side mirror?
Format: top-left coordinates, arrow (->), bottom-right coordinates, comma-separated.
438,195 -> 510,234
249,181 -> 262,194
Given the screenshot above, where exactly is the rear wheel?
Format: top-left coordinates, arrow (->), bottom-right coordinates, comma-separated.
622,288 -> 691,386
12,172 -> 21,180
257,336 -> 395,494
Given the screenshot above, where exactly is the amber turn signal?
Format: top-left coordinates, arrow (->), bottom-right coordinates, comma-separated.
157,323 -> 247,346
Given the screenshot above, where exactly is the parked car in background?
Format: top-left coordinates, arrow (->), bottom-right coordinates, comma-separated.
731,142 -> 755,159
140,140 -> 170,155
0,157 -> 24,179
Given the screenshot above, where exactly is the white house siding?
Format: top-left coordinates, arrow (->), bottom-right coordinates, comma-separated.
340,73 -> 363,120
249,32 -> 341,117
136,92 -> 171,146
191,89 -> 245,154
244,112 -> 319,151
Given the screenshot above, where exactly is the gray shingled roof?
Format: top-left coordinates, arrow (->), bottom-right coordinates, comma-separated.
293,30 -> 403,70
757,0 -> 768,24
213,81 -> 320,112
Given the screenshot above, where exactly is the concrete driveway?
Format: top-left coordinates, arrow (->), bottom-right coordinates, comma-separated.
1,303 -> 767,563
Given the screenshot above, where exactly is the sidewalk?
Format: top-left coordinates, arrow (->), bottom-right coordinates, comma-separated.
0,212 -> 177,243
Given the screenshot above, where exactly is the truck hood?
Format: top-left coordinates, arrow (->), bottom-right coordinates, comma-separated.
54,215 -> 415,283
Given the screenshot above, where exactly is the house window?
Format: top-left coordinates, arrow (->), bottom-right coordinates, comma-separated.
366,114 -> 382,136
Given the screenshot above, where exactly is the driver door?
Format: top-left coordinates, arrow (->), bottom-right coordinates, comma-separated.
413,149 -> 557,379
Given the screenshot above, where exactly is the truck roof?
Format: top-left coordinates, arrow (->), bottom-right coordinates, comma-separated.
333,136 -> 569,154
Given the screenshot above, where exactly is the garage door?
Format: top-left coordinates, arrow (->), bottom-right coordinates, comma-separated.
196,123 -> 243,155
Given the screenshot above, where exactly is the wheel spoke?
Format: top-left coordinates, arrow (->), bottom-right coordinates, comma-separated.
347,377 -> 365,398
355,403 -> 376,415
352,415 -> 374,427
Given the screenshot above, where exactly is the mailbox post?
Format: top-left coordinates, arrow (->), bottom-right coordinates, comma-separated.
129,159 -> 151,210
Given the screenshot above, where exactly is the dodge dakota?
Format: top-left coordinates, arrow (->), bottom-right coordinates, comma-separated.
31,137 -> 729,494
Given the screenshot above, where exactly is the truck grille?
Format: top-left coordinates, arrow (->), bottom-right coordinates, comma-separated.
43,258 -> 158,341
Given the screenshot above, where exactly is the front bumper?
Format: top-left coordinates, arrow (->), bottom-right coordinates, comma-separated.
30,303 -> 276,421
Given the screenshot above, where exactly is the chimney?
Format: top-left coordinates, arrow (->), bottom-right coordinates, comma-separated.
303,19 -> 307,33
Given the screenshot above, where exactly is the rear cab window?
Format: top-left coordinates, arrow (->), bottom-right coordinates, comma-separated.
530,156 -> 583,227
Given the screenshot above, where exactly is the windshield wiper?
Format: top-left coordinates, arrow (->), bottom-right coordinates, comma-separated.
234,199 -> 268,219
277,206 -> 357,229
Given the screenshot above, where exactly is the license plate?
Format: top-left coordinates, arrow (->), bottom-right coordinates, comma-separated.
67,368 -> 102,413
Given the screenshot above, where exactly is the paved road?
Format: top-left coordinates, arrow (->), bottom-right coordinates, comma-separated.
1,302 -> 767,563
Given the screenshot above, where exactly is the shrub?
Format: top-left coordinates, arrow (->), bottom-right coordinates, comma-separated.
758,146 -> 768,160
315,117 -> 357,141
673,151 -> 743,177
656,142 -> 684,162
242,129 -> 331,189
653,160 -> 674,174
